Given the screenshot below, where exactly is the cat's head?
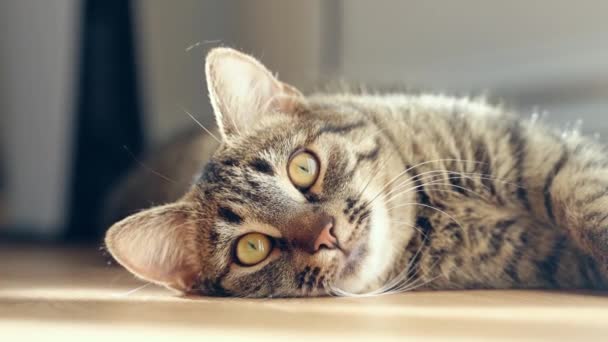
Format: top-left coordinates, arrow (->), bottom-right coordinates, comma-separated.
105,48 -> 413,297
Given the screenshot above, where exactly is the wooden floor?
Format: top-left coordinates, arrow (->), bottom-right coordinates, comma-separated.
1,244 -> 607,341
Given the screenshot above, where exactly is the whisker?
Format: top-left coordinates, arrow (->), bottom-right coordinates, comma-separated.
389,274 -> 442,295
354,150 -> 395,199
373,249 -> 424,295
376,226 -> 434,295
184,39 -> 222,52
350,131 -> 400,201
379,172 -> 481,204
122,145 -> 177,184
380,168 -> 491,201
112,282 -> 153,297
385,202 -> 465,232
384,255 -> 444,295
364,159 -> 487,209
181,107 -> 222,143
359,169 -> 461,214
390,219 -> 427,237
362,167 -> 537,213
382,180 -> 486,207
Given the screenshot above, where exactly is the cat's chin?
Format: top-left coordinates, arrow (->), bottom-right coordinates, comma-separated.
331,203 -> 397,295
331,242 -> 370,294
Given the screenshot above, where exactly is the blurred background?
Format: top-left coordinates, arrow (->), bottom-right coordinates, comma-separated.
1,0 -> 607,243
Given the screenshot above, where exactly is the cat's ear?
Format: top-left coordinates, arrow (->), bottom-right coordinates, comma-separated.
104,202 -> 203,292
205,47 -> 303,140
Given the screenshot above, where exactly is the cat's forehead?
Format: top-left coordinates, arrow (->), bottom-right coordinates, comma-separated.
215,123 -> 315,161
194,139 -> 292,207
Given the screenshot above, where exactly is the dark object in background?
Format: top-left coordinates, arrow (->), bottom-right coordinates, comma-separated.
67,0 -> 143,241
0,132 -> 5,227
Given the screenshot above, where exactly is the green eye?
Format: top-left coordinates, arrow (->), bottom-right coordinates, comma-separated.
235,233 -> 272,266
288,151 -> 320,189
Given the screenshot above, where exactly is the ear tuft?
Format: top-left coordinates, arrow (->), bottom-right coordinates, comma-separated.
205,47 -> 303,140
105,203 -> 203,292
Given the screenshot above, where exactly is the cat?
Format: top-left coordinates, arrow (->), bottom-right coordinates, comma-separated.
104,47 -> 608,297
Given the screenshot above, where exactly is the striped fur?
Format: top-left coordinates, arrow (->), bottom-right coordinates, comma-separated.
104,48 -> 608,297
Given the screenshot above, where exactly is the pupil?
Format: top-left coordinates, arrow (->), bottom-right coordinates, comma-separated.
248,241 -> 257,250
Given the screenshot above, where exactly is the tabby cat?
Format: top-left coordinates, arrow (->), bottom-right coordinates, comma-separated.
105,47 -> 608,297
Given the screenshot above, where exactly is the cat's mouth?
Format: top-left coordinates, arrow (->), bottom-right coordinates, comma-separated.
333,236 -> 347,254
341,240 -> 367,275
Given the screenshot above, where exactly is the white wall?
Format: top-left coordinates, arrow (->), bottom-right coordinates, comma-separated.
0,0 -> 79,237
339,0 -> 608,135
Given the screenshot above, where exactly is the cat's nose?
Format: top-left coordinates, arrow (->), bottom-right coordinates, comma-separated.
313,220 -> 337,252
285,213 -> 338,254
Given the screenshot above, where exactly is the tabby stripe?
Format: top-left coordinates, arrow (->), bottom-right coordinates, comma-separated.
208,230 -> 219,246
348,219 -> 371,245
221,158 -> 240,167
221,184 -> 264,203
474,139 -> 497,196
508,123 -> 531,210
266,271 -> 278,296
218,207 -> 242,225
409,165 -> 432,205
543,150 -> 568,223
296,266 -> 311,289
400,214 -> 430,284
200,160 -> 229,184
504,231 -> 528,283
583,211 -> 608,224
576,186 -> 608,206
578,256 -> 595,288
583,158 -> 608,169
344,139 -> 382,179
225,196 -> 246,205
449,176 -> 467,196
305,193 -> 321,203
249,158 -> 275,175
467,225 -> 480,247
405,244 -> 423,284
345,197 -> 357,212
583,255 -> 603,288
356,139 -> 381,164
316,121 -> 366,137
505,250 -> 523,283
244,177 -> 260,189
488,219 -> 517,257
358,109 -> 409,167
416,216 -> 434,246
537,236 -> 567,287
306,267 -> 321,289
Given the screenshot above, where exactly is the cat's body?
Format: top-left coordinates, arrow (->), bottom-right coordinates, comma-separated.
105,48 -> 607,297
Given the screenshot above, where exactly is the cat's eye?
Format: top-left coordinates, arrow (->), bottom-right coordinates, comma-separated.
235,233 -> 272,266
288,150 -> 320,189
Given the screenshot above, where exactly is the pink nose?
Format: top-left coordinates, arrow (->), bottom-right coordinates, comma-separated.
313,221 -> 337,252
